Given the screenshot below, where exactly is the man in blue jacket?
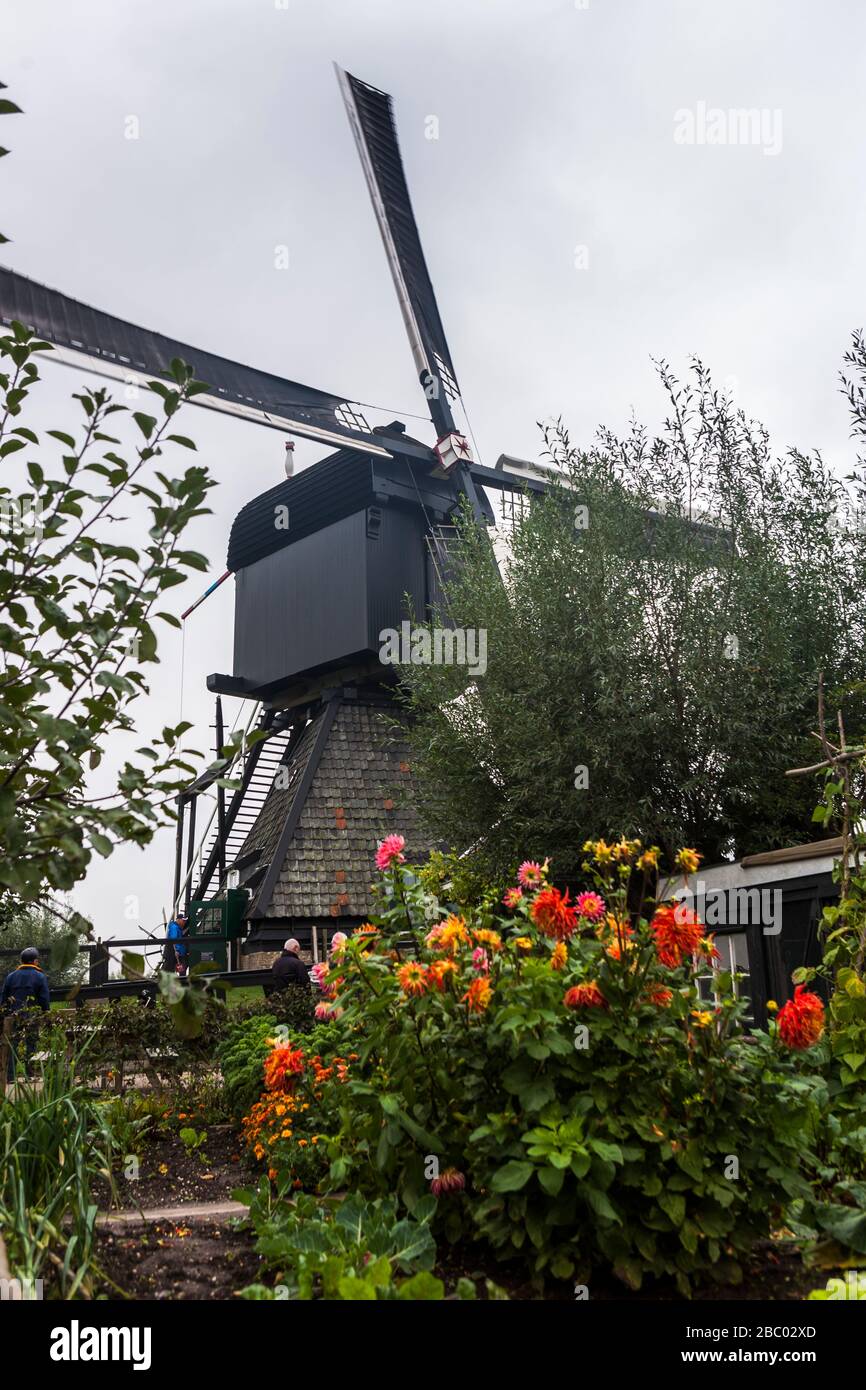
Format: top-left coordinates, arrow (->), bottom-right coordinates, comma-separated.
1,946 -> 51,1083
165,914 -> 190,977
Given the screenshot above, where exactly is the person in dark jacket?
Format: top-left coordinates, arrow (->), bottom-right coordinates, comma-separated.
1,946 -> 50,1083
268,939 -> 310,994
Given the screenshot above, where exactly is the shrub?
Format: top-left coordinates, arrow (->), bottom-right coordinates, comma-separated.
319,838 -> 824,1294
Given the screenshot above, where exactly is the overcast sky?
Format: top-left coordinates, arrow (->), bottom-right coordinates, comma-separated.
3,0 -> 865,947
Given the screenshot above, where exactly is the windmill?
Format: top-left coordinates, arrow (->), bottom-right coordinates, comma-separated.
0,67 -> 549,965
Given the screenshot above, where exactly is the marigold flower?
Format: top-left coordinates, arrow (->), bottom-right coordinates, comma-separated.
513,936 -> 533,951
502,886 -> 523,909
550,941 -> 568,971
777,985 -> 825,1049
574,891 -> 606,923
563,981 -> 607,1010
531,886 -> 578,941
398,960 -> 429,996
376,834 -> 406,871
462,976 -> 493,1014
517,860 -> 546,888
430,1167 -> 466,1197
650,902 -> 703,968
675,847 -> 702,876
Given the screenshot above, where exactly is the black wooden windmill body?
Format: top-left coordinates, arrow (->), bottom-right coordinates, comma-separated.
0,68 -> 549,962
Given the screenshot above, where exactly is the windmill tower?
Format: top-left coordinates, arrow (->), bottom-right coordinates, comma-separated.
0,67 -> 550,964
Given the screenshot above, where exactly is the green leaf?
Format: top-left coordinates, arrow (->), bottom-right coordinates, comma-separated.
491,1160 -> 534,1192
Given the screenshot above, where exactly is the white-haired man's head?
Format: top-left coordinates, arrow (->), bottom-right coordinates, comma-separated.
284,938 -> 300,954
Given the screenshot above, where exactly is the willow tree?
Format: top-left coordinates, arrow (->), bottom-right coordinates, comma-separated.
396,343 -> 866,885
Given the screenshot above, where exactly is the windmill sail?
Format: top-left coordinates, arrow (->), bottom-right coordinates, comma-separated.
0,264 -> 427,459
336,67 -> 461,428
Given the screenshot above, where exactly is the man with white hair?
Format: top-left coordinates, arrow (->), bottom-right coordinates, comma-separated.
268,937 -> 311,994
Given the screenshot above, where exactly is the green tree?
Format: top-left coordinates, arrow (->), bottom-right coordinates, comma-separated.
397,345 -> 866,884
0,324 -> 215,929
0,899 -> 87,986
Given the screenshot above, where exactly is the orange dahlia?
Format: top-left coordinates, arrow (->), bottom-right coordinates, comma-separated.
531,886 -> 578,941
263,1045 -> 305,1093
550,941 -> 568,971
427,957 -> 457,991
563,981 -> 607,1010
462,976 -> 493,1014
651,903 -> 703,967
647,985 -> 673,1007
777,985 -> 825,1049
398,961 -> 428,997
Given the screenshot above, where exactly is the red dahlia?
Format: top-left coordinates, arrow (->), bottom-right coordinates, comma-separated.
531,886 -> 579,941
777,985 -> 825,1049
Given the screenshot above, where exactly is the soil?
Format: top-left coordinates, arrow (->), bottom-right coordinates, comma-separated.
96,1220 -> 260,1301
93,1125 -> 249,1211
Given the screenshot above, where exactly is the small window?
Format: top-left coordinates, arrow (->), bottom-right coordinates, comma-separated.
696,930 -> 752,1019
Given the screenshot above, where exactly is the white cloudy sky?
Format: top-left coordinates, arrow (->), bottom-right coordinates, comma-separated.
3,0 -> 865,945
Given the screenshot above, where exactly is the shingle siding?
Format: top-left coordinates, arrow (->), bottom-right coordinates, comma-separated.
237,696 -> 437,927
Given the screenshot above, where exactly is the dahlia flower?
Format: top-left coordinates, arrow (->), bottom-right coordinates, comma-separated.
375,834 -> 406,871
430,1167 -> 466,1197
397,961 -> 428,997
563,981 -> 607,1010
502,886 -> 523,909
462,976 -> 493,1014
651,902 -> 703,968
517,860 -> 546,889
777,985 -> 825,1049
575,890 -> 606,923
530,886 -> 579,941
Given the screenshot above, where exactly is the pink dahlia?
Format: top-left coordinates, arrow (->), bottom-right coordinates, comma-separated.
375,834 -> 406,871
517,860 -> 546,889
502,886 -> 523,909
471,946 -> 490,974
575,891 -> 606,923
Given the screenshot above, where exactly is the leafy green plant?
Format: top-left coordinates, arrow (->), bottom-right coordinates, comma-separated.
217,1014 -> 278,1121
319,840 -> 825,1295
236,1184 -> 444,1300
179,1126 -> 209,1162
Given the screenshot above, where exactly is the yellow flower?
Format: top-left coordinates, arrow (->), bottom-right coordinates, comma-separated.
513,936 -> 532,951
690,1009 -> 713,1028
158,1163 -> 169,1176
676,848 -> 702,875
612,837 -> 641,862
766,1000 -> 778,1013
550,942 -> 568,971
593,839 -> 614,865
636,846 -> 661,872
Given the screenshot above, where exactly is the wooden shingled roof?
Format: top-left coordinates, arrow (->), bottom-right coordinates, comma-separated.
236,694 -> 438,926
